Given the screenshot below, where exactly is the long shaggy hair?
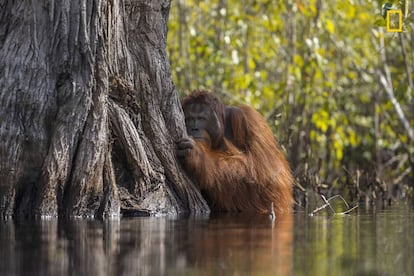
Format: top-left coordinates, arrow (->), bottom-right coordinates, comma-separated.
180,90 -> 293,215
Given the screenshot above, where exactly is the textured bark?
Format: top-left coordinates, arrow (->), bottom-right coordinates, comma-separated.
0,0 -> 209,217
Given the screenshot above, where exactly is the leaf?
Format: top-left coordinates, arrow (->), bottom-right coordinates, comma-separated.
374,18 -> 386,27
326,19 -> 335,34
248,58 -> 256,70
294,54 -> 304,67
312,110 -> 330,133
348,129 -> 358,146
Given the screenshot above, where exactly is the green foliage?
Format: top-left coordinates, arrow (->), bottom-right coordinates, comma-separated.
167,0 -> 414,197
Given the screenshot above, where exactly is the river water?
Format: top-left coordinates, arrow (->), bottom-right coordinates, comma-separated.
1,203 -> 413,276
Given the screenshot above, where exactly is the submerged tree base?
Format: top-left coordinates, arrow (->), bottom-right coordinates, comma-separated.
0,0 -> 209,218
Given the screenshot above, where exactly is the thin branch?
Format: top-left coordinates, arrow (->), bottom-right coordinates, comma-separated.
398,33 -> 413,92
309,194 -> 358,216
376,28 -> 414,143
377,71 -> 414,143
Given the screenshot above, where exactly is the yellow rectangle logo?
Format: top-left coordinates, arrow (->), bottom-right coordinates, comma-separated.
386,10 -> 402,32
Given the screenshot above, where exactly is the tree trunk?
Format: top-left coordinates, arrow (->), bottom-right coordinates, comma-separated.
0,0 -> 209,218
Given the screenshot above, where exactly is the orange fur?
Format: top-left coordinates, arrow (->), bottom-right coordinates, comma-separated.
180,91 -> 293,215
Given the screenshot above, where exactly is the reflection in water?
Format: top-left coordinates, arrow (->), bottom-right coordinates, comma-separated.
0,213 -> 292,276
294,204 -> 414,276
1,204 -> 413,276
185,213 -> 293,275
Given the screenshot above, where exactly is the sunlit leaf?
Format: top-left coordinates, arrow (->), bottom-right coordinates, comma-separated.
326,19 -> 335,34
312,110 -> 330,133
374,18 -> 386,27
294,54 -> 304,67
248,58 -> 256,70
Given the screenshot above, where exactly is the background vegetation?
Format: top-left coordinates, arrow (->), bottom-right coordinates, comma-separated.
167,0 -> 414,208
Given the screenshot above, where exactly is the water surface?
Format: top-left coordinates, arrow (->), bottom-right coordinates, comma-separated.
1,203 -> 413,275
